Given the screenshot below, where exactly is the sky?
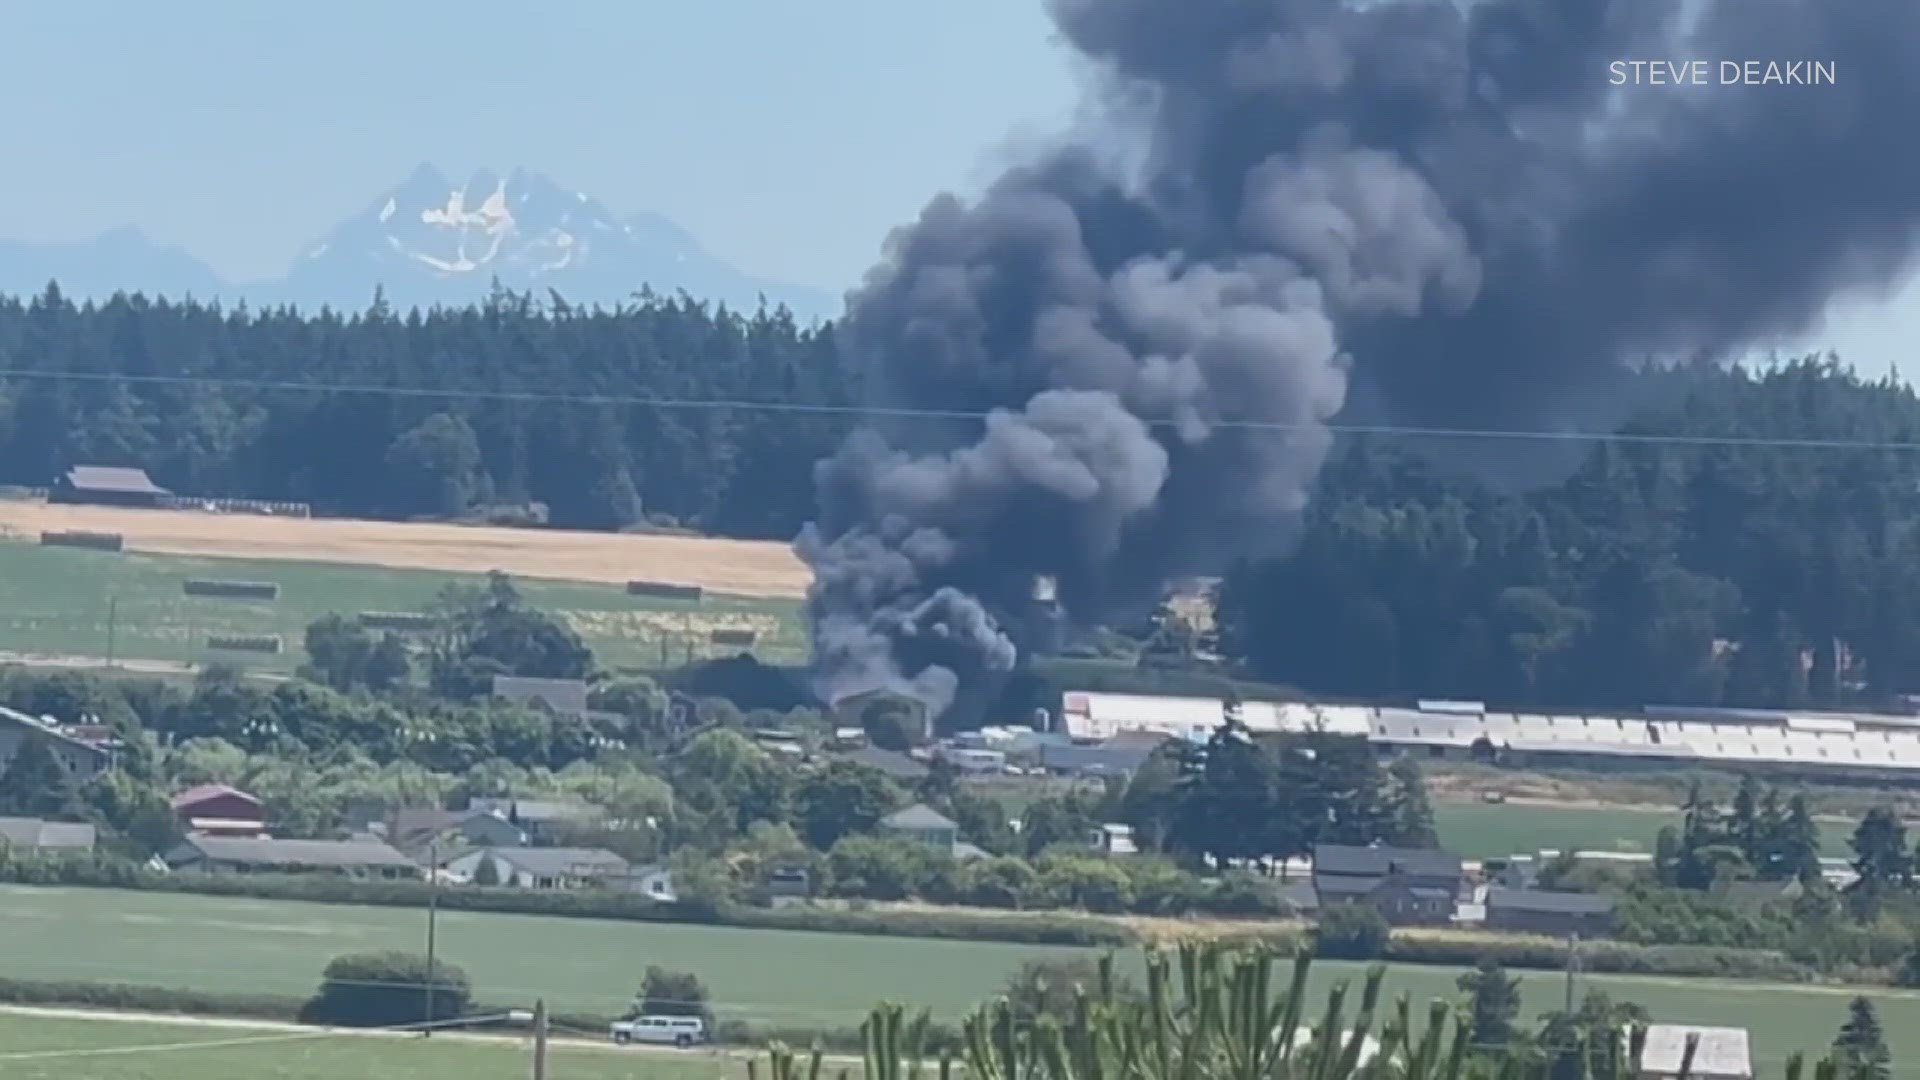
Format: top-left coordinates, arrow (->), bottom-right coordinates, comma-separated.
0,0 -> 1913,376
0,0 -> 1078,292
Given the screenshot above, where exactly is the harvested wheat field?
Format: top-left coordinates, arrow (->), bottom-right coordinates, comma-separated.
0,501 -> 811,598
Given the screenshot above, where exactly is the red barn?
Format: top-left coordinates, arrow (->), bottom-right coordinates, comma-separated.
171,784 -> 267,837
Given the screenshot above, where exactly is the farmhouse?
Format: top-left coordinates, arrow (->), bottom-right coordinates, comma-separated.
1483,886 -> 1616,936
0,817 -> 96,853
833,688 -> 930,745
171,784 -> 267,837
386,807 -> 527,857
880,804 -> 959,851
50,465 -> 172,507
164,835 -> 421,879
446,846 -> 632,890
492,676 -> 590,720
1312,844 -> 1465,926
466,797 -> 603,842
0,708 -> 114,780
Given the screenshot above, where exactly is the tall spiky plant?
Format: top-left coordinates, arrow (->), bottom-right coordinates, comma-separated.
760,943 -> 1842,1080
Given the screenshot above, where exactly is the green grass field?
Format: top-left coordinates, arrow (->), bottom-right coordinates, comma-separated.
1433,801 -> 1853,860
0,886 -> 1914,1074
0,1013 -> 743,1080
0,542 -> 805,674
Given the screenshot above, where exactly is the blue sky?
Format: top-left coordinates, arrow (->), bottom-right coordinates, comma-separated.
0,0 -> 1911,375
0,0 -> 1077,290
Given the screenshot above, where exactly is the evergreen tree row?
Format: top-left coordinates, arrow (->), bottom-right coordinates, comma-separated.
0,285 -> 851,538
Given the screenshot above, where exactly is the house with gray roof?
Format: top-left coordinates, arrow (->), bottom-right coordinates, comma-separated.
164,836 -> 421,879
881,804 -> 959,849
0,707 -> 114,780
1484,886 -> 1616,936
0,817 -> 96,853
51,464 -> 172,507
491,676 -> 590,720
465,797 -> 604,842
386,807 -> 527,857
444,846 -> 632,890
877,804 -> 989,862
1312,844 -> 1465,926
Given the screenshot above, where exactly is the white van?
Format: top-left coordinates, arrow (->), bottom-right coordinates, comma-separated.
610,1015 -> 707,1047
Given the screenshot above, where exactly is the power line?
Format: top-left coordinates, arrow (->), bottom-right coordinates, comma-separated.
1,366 -> 1916,453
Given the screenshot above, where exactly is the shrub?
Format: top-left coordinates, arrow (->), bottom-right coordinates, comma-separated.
1314,904 -> 1391,960
1206,872 -> 1290,917
635,965 -> 714,1026
298,952 -> 472,1029
1001,956 -> 1138,1024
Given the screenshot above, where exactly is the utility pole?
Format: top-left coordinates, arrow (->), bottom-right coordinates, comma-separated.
105,595 -> 117,669
530,999 -> 549,1080
1564,931 -> 1581,1013
424,842 -> 440,1036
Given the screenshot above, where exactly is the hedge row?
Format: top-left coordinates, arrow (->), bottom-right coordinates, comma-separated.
0,856 -> 1818,986
1210,923 -> 1810,982
205,634 -> 284,653
183,579 -> 281,600
0,857 -> 1132,948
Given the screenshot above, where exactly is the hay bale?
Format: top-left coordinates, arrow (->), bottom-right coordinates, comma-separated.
358,611 -> 439,631
184,579 -> 280,600
40,531 -> 123,552
710,628 -> 758,647
626,580 -> 704,602
206,634 -> 282,654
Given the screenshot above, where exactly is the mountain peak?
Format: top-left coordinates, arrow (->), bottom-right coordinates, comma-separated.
0,165 -> 840,319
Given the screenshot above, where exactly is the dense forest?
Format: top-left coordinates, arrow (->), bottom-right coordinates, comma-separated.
0,284 -> 851,538
7,284 -> 1920,714
1217,358 -> 1920,712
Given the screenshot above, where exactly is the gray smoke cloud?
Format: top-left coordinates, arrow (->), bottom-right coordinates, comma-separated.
797,0 -> 1920,719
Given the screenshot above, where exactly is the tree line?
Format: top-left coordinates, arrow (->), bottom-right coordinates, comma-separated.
0,285 -> 849,537
1216,358 -> 1920,712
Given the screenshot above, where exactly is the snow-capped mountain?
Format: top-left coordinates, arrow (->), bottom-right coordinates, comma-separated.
0,165 -> 839,319
282,165 -> 836,316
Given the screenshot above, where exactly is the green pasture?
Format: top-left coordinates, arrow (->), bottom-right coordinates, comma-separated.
0,541 -> 805,675
0,886 -> 1911,1074
1433,800 -> 1852,860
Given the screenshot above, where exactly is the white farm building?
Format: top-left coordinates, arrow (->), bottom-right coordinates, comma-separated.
1055,691 -> 1920,779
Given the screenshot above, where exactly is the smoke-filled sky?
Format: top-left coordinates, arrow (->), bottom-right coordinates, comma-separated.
798,0 -> 1920,719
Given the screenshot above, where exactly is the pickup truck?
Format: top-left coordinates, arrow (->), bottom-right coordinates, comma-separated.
610,1015 -> 707,1048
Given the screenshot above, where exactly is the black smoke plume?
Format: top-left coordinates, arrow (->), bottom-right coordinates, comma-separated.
797,0 -> 1920,719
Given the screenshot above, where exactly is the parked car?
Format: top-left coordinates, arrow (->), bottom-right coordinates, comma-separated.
610,1015 -> 706,1048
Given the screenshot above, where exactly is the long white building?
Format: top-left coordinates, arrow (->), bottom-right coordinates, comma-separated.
1056,691 -> 1920,777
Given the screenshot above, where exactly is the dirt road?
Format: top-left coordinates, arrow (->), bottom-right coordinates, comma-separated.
0,1003 -> 849,1068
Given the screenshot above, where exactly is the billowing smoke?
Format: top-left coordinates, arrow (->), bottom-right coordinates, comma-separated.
797,0 -> 1920,719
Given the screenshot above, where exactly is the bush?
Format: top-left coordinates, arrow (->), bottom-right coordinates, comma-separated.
1001,956 -> 1137,1024
299,952 -> 472,1029
636,965 -> 714,1026
1314,904 -> 1391,960
1206,872 -> 1290,917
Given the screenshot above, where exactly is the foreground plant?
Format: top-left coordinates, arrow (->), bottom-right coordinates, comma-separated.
754,942 -> 1871,1080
